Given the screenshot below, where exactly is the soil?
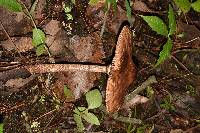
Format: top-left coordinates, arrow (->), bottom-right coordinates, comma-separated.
0,0 -> 200,132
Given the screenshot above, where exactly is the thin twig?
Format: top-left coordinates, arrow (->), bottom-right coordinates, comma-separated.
34,108 -> 57,121
44,108 -> 64,128
114,116 -> 142,124
0,20 -> 23,58
161,73 -> 192,83
185,36 -> 200,44
171,55 -> 191,73
172,48 -> 199,54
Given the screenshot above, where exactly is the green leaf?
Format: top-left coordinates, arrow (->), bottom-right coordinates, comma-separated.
64,85 -> 74,99
74,114 -> 85,132
140,15 -> 168,36
125,0 -> 132,22
71,0 -> 75,4
36,44 -> 45,56
89,0 -> 99,5
32,28 -> 46,56
155,37 -> 173,67
105,0 -> 117,12
160,95 -> 175,111
63,4 -> 72,13
168,4 -> 176,36
110,0 -> 117,12
82,112 -> 100,125
176,32 -> 185,38
174,0 -> 191,13
32,28 -> 46,47
0,123 -> 3,133
0,0 -> 22,12
191,0 -> 200,12
86,89 -> 102,109
66,14 -> 73,20
78,107 -> 86,112
74,107 -> 81,115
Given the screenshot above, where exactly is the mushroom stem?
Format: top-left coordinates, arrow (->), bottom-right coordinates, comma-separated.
25,64 -> 110,74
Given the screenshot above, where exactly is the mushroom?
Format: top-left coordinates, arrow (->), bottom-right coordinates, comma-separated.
24,26 -> 136,112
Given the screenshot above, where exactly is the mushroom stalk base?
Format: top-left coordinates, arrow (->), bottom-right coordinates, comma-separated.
25,64 -> 109,74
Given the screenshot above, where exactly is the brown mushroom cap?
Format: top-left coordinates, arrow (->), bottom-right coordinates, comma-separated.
106,26 -> 136,113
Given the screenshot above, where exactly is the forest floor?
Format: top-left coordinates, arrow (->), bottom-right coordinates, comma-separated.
0,0 -> 200,132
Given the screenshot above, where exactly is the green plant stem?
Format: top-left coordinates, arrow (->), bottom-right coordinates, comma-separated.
100,2 -> 110,37
20,1 -> 52,57
20,2 -> 37,29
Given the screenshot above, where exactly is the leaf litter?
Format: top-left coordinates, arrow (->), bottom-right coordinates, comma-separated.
0,0 -> 200,132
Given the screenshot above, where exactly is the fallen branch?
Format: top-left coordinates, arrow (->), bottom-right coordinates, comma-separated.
125,75 -> 157,101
